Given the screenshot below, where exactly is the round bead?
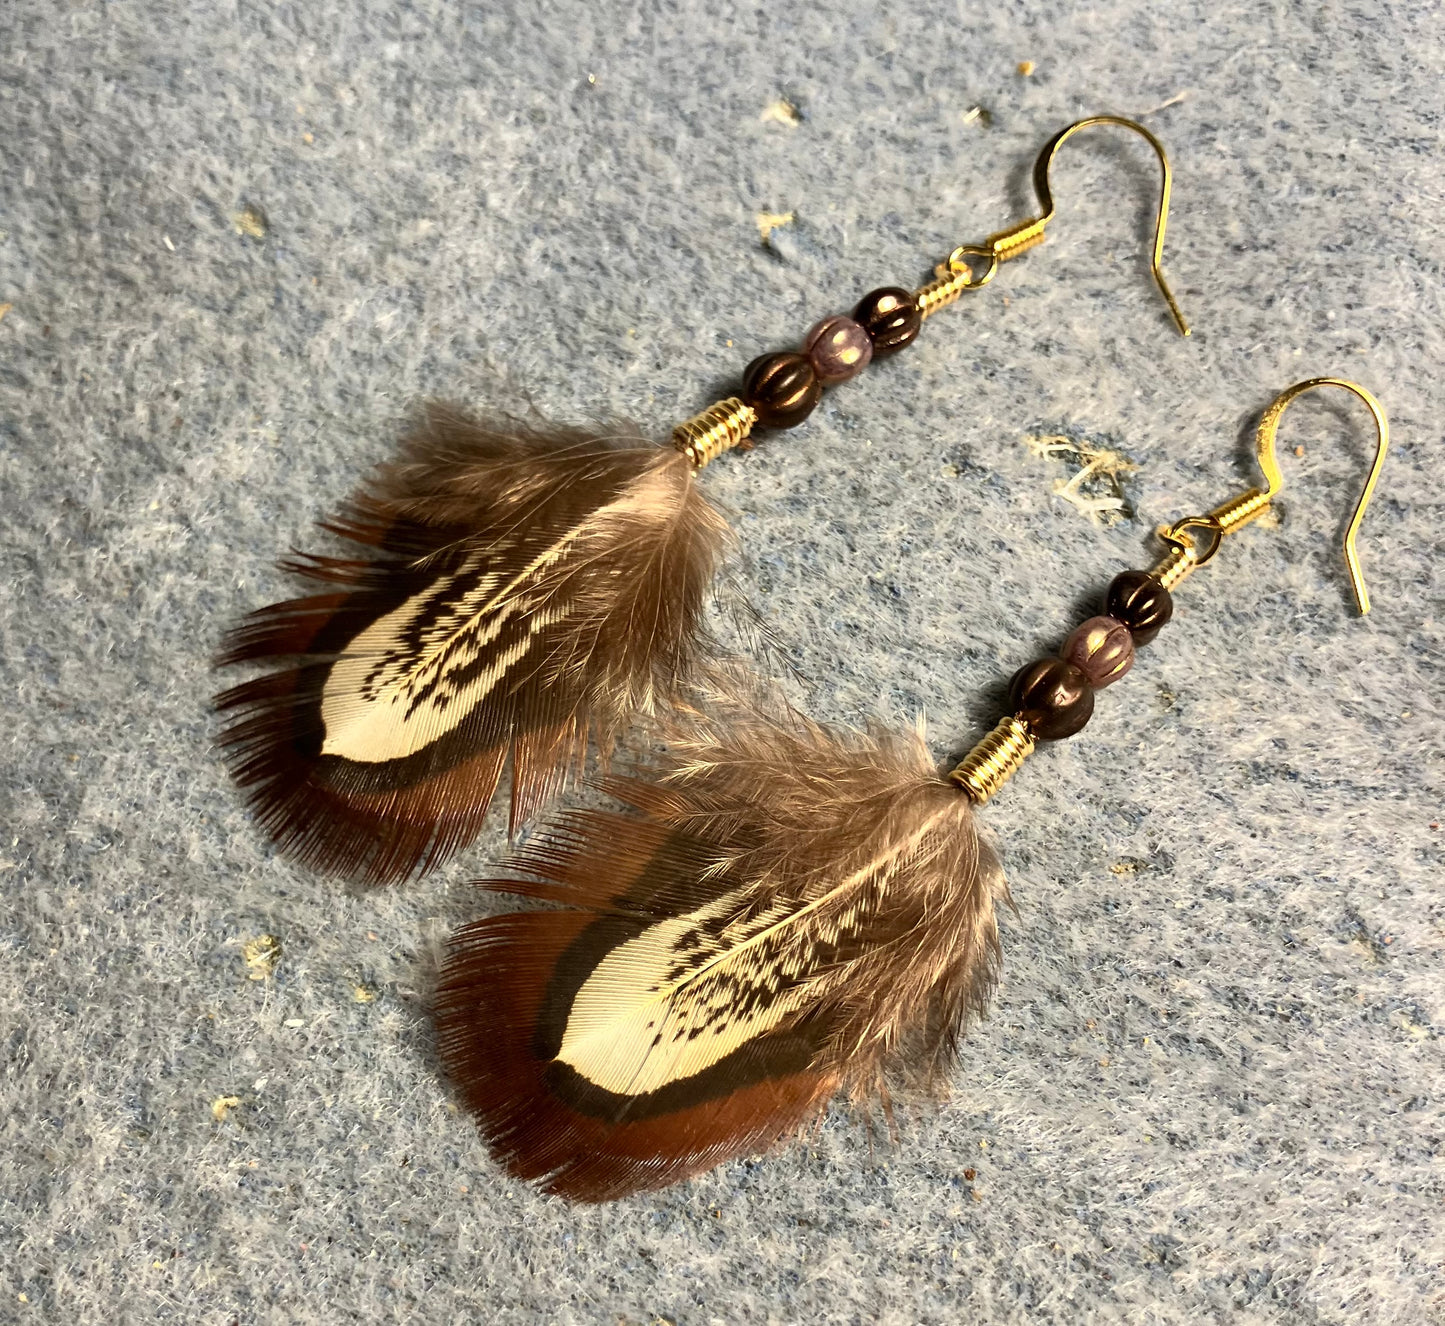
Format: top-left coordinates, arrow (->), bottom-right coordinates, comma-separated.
1105,571 -> 1174,645
804,315 -> 873,384
1008,657 -> 1095,741
741,352 -> 822,429
1062,615 -> 1135,688
852,287 -> 922,356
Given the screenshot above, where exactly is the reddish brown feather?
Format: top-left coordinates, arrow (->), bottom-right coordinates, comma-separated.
438,906 -> 839,1202
215,408 -> 730,884
216,665 -> 509,883
435,699 -> 1008,1201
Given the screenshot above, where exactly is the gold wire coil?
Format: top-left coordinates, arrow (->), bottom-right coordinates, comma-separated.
1210,486 -> 1271,537
916,267 -> 974,320
672,397 -> 757,470
949,716 -> 1036,804
1148,542 -> 1199,593
982,218 -> 1049,264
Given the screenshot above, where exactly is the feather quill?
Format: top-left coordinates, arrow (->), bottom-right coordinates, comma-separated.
215,409 -> 731,884
435,697 -> 1008,1201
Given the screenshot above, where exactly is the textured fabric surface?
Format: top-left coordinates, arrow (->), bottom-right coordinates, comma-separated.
2,2 -> 1442,1322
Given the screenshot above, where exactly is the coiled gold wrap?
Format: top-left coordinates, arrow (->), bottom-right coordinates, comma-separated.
1149,485 -> 1276,594
949,716 -> 1036,804
982,218 -> 1049,264
1148,542 -> 1198,593
1210,486 -> 1271,538
672,397 -> 757,470
915,267 -> 974,320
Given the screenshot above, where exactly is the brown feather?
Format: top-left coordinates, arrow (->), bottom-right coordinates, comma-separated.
215,407 -> 731,884
435,696 -> 1008,1201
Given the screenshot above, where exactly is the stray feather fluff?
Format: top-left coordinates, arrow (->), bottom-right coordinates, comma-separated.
215,409 -> 731,884
435,694 -> 1008,1201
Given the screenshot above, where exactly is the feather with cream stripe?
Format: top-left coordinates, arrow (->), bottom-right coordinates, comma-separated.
435,698 -> 1008,1201
215,408 -> 731,884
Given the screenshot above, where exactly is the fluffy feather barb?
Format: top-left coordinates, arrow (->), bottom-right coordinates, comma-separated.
215,410 -> 730,883
435,704 -> 1009,1201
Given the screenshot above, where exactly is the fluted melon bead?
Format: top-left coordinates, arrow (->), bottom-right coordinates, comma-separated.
804,315 -> 873,384
1008,658 -> 1095,741
1106,571 -> 1174,645
852,287 -> 922,356
1062,615 -> 1135,688
741,352 -> 822,429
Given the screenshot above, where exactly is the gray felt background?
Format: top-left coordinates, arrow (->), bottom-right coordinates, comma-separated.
2,1 -> 1442,1322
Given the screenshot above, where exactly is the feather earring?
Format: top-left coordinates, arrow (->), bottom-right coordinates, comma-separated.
214,414 -> 729,883
436,701 -> 1006,1201
215,114 -> 1189,884
435,378 -> 1391,1200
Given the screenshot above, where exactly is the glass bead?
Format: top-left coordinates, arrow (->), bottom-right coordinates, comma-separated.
852,287 -> 921,356
741,352 -> 822,429
1008,657 -> 1095,741
1062,615 -> 1135,688
1105,571 -> 1174,645
804,315 -> 873,384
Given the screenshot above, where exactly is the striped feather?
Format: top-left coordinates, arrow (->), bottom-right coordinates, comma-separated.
215,409 -> 731,884
436,702 -> 1008,1201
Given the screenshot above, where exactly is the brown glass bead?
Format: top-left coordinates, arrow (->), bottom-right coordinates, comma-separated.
852,287 -> 921,356
1062,615 -> 1135,688
1105,571 -> 1174,645
804,314 -> 873,384
741,352 -> 822,429
1008,657 -> 1095,741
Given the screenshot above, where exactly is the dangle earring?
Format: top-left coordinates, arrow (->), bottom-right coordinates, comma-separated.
214,115 -> 1191,885
433,378 -> 1391,1202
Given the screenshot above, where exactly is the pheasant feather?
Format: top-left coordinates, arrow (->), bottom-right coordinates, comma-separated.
215,409 -> 730,884
435,699 -> 1008,1201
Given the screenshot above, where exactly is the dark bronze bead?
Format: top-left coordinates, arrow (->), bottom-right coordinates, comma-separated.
741,352 -> 822,429
1008,657 -> 1095,741
852,287 -> 921,356
1105,571 -> 1174,645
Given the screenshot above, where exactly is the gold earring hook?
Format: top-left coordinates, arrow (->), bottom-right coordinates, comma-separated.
1152,378 -> 1391,614
1250,378 -> 1391,613
982,115 -> 1191,337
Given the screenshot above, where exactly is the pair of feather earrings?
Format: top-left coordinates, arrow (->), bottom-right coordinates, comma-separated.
216,118 -> 1390,1201
431,376 -> 1391,1201
215,114 -> 1183,885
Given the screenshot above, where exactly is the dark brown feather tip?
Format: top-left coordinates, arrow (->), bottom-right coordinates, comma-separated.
215,408 -> 731,884
435,702 -> 1009,1200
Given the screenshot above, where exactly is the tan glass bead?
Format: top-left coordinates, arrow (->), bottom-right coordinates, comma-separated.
804,314 -> 873,384
1062,615 -> 1135,688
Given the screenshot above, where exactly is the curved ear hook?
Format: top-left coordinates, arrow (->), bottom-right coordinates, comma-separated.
1154,377 -> 1391,615
1250,377 -> 1391,614
984,115 -> 1191,337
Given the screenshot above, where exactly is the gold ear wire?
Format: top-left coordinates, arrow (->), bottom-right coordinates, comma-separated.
1250,378 -> 1390,613
982,115 -> 1191,337
1151,378 -> 1391,614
